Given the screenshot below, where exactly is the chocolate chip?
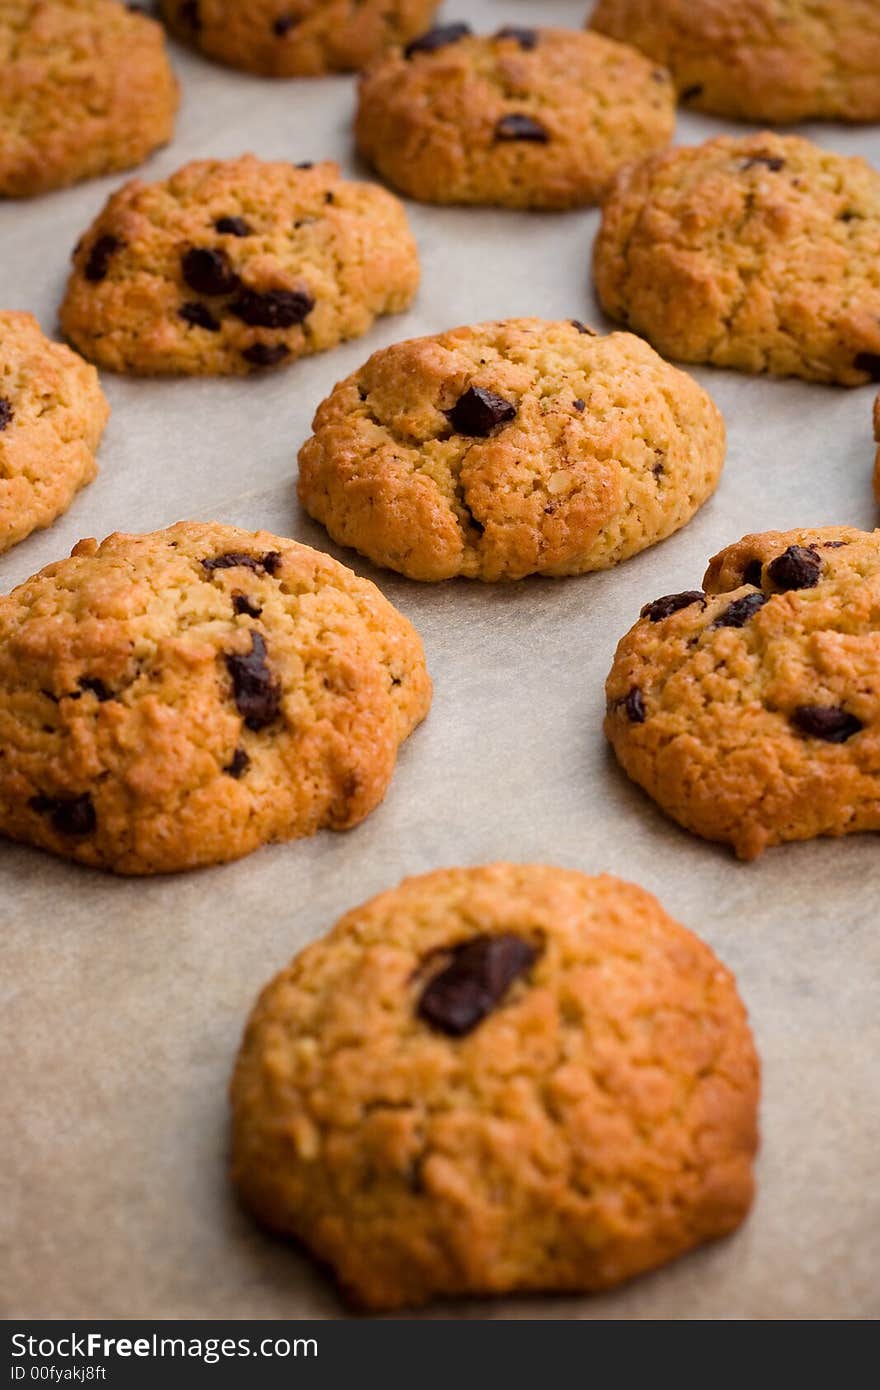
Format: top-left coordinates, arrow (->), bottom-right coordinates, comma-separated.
181,247 -> 240,296
295,161 -> 314,170
242,343 -> 289,368
178,0 -> 201,29
742,155 -> 786,172
229,289 -> 314,328
179,302 -> 220,332
495,26 -> 538,51
641,591 -> 705,623
839,210 -> 859,222
495,113 -> 549,143
0,397 -> 13,431
790,705 -> 863,743
624,687 -> 646,723
202,551 -> 280,575
224,746 -> 250,778
29,792 -> 96,837
713,593 -> 767,628
225,632 -> 281,731
417,934 -> 538,1036
447,386 -> 516,436
78,677 -> 113,701
572,398 -> 585,412
84,235 -> 121,283
570,319 -> 595,335
273,14 -> 296,35
214,216 -> 252,237
324,191 -> 334,205
822,540 -> 847,549
404,23 -> 471,58
681,83 -> 704,101
743,558 -> 764,587
652,456 -> 664,478
233,594 -> 262,617
854,352 -> 880,381
767,545 -> 821,591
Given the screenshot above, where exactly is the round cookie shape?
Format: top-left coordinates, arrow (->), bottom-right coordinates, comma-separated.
297,319 -> 725,582
231,863 -> 759,1311
58,157 -> 420,377
593,132 -> 880,386
0,0 -> 178,198
589,0 -> 880,124
0,311 -> 108,555
0,522 -> 431,874
355,26 -> 675,210
161,0 -> 441,76
605,526 -> 880,860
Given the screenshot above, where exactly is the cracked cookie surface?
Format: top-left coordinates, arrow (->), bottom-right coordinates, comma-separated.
297,318 -> 725,582
59,156 -> 420,376
0,0 -> 178,198
160,0 -> 440,76
593,132 -> 880,385
355,26 -> 675,210
231,862 -> 759,1311
0,311 -> 108,555
589,0 -> 880,124
0,521 -> 431,874
606,526 -> 880,859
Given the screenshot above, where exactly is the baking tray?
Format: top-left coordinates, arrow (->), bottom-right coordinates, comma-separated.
1,0 -> 878,1320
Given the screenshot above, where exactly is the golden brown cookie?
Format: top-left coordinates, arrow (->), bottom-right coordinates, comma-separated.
161,0 -> 440,75
297,319 -> 725,582
59,157 -> 420,377
589,0 -> 880,124
594,132 -> 880,386
231,863 -> 760,1311
0,522 -> 431,874
0,0 -> 178,198
0,311 -> 108,555
606,526 -> 880,859
355,25 -> 675,210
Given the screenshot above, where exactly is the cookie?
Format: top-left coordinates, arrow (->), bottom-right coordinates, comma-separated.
0,0 -> 178,198
606,526 -> 880,859
0,311 -> 108,556
297,319 -> 725,582
355,25 -> 675,210
59,157 -> 420,377
590,0 -> 880,124
594,132 -> 880,386
0,522 -> 431,874
161,0 -> 440,76
231,863 -> 759,1311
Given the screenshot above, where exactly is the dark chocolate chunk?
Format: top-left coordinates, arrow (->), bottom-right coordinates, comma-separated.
495,26 -> 538,50
233,594 -> 262,618
178,0 -> 201,29
295,161 -> 314,169
854,352 -> 880,381
447,386 -> 517,436
742,558 -> 764,588
29,792 -> 96,837
324,191 -> 334,205
495,113 -> 549,143
790,705 -> 863,743
214,216 -> 252,237
572,398 -> 585,412
0,397 -> 13,432
225,631 -> 281,731
273,14 -> 296,36
78,677 -> 113,702
202,551 -> 280,576
767,545 -> 821,591
742,155 -> 786,172
641,591 -> 705,623
713,592 -> 767,628
224,746 -> 251,778
839,210 -> 858,222
680,83 -> 704,101
624,687 -> 646,723
570,319 -> 595,335
84,235 -> 122,283
417,934 -> 538,1036
181,247 -> 240,296
179,301 -> 220,332
229,288 -> 314,328
404,23 -> 471,58
242,343 -> 290,368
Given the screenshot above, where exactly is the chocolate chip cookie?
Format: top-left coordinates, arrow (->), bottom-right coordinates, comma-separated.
594,132 -> 880,386
606,527 -> 880,859
0,311 -> 108,555
590,0 -> 880,124
355,25 -> 675,209
0,0 -> 178,198
59,157 -> 420,376
0,522 -> 431,874
297,318 -> 725,582
231,863 -> 759,1310
161,0 -> 440,76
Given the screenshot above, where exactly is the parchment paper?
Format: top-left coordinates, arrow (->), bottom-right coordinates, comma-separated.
1,0 -> 878,1321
